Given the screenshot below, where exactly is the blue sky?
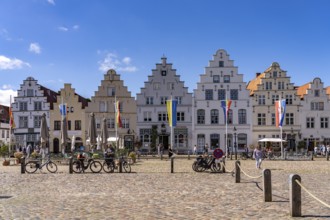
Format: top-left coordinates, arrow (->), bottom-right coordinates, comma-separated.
1,0 -> 330,106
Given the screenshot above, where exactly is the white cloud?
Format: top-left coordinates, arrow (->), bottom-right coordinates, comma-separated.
47,0 -> 55,5
98,53 -> 137,73
0,86 -> 17,106
29,43 -> 41,54
0,29 -> 11,41
73,25 -> 79,30
0,55 -> 31,70
58,26 -> 69,32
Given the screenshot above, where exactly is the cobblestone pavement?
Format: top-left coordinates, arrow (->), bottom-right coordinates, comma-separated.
0,157 -> 329,219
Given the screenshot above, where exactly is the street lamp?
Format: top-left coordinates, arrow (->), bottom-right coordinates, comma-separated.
233,127 -> 237,160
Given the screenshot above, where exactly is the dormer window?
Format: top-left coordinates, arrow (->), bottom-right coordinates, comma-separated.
273,71 -> 277,78
161,70 -> 167,76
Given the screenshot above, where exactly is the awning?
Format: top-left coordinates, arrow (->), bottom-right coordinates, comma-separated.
258,138 -> 286,142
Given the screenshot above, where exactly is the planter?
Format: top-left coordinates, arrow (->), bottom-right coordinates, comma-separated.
2,160 -> 10,166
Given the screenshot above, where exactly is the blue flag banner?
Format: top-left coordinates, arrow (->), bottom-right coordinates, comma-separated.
166,99 -> 178,127
59,104 -> 67,116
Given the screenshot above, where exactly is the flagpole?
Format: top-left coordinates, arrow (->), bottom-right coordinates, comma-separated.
280,126 -> 283,159
9,95 -> 12,154
115,96 -> 118,149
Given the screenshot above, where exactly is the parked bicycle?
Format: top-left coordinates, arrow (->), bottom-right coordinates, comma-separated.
72,152 -> 102,173
192,155 -> 222,172
25,154 -> 58,174
240,152 -> 254,160
103,152 -> 116,173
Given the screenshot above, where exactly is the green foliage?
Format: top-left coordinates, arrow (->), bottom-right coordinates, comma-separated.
128,151 -> 136,163
0,145 -> 9,158
298,140 -> 306,149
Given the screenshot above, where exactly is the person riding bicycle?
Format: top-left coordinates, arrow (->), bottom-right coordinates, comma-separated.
77,152 -> 85,167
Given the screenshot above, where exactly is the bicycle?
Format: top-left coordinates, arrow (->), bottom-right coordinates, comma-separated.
72,153 -> 102,173
25,154 -> 58,174
103,153 -> 116,173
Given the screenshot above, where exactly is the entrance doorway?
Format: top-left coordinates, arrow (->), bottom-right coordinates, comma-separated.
53,138 -> 59,153
159,135 -> 169,150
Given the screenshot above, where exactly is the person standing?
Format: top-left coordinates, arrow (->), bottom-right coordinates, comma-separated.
193,145 -> 197,155
26,144 -> 31,158
253,145 -> 263,169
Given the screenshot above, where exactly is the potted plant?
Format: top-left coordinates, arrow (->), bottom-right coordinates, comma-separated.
128,151 -> 137,164
14,151 -> 24,164
0,145 -> 10,166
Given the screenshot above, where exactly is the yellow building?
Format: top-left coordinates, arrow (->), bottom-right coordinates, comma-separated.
49,84 -> 89,153
84,69 -> 137,151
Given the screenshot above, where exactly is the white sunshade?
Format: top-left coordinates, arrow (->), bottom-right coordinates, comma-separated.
258,138 -> 287,142
107,137 -> 119,142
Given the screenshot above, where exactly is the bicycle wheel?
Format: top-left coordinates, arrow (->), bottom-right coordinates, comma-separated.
72,161 -> 83,173
25,161 -> 38,173
46,161 -> 58,173
103,161 -> 115,173
192,161 -> 198,172
211,162 -> 222,172
90,161 -> 102,173
122,162 -> 131,173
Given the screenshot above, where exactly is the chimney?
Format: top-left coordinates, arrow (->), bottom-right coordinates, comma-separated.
256,72 -> 261,77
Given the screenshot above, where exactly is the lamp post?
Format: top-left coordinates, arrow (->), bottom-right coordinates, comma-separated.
234,127 -> 237,160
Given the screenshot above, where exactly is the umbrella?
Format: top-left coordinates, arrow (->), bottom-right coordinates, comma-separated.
71,135 -> 76,152
88,112 -> 97,151
61,117 -> 68,153
97,135 -> 102,150
100,117 -> 109,150
40,113 -> 49,156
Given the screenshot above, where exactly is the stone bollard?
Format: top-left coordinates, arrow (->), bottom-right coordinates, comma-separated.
235,160 -> 240,183
21,157 -> 25,174
263,169 -> 272,202
326,151 -> 329,161
69,157 -> 73,174
289,174 -> 302,217
119,158 -> 123,173
171,157 -> 174,173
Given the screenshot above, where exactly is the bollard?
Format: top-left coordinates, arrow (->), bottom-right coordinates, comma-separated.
235,161 -> 240,183
263,169 -> 272,202
160,153 -> 163,160
326,151 -> 329,161
171,157 -> 174,173
69,157 -> 73,174
119,158 -> 123,173
289,174 -> 301,217
21,157 -> 25,174
311,152 -> 314,160
222,158 -> 226,173
188,151 -> 190,160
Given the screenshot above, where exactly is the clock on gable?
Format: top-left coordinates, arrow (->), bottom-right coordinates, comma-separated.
161,70 -> 167,76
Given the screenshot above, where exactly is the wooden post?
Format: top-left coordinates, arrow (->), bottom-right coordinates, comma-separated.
326,151 -> 329,161
263,169 -> 272,202
171,157 -> 174,173
289,174 -> 301,217
69,157 -> 73,174
188,150 -> 190,160
119,158 -> 123,173
222,159 -> 226,173
21,157 -> 25,174
235,160 -> 240,183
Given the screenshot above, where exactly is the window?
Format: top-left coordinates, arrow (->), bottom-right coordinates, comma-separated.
219,61 -> 224,67
175,96 -> 182,104
75,120 -> 81,130
273,71 -> 277,78
213,75 -> 220,83
278,82 -> 285,90
54,121 -> 60,130
19,102 -> 28,111
99,101 -> 106,112
211,109 -> 218,124
265,82 -> 272,90
19,116 -> 28,128
107,119 -> 115,129
140,129 -> 151,145
227,109 -> 233,124
210,134 -> 220,150
158,112 -> 168,122
143,112 -> 152,122
197,109 -> 205,124
285,113 -> 294,125
146,97 -> 154,105
153,83 -> 160,90
258,113 -> 266,125
161,70 -> 167,76
67,120 -> 71,130
311,102 -> 324,110
167,83 -> 175,90
315,90 -> 320,97
286,95 -> 293,105
321,117 -> 328,128
34,102 -> 42,111
272,95 -> 279,105
27,89 -> 34,97
258,95 -> 266,105
238,109 -> 246,124
107,87 -> 116,96
224,75 -> 230,83
205,89 -> 213,100
122,118 -> 130,128
218,89 -> 226,100
34,115 -> 42,128
306,117 -> 314,128
230,89 -> 238,100
160,96 -> 168,105
271,113 -> 275,125
177,112 -> 185,121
